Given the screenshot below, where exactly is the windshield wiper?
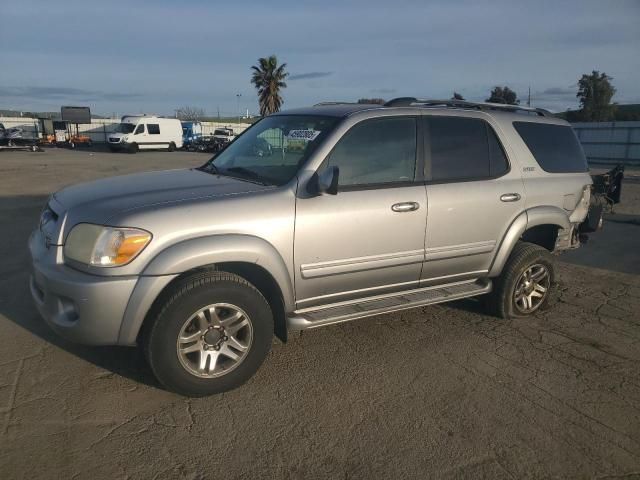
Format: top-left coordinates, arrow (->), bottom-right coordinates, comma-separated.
223,167 -> 274,186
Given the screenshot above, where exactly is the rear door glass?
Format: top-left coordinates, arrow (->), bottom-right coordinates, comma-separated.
513,122 -> 588,173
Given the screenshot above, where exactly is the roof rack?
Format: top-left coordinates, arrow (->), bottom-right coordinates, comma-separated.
313,101 -> 360,107
383,97 -> 552,117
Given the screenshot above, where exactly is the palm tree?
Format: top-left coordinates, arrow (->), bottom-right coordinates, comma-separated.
251,55 -> 288,116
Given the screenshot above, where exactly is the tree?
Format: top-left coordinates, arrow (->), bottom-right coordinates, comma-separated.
451,92 -> 465,101
175,106 -> 205,121
486,86 -> 519,105
251,55 -> 288,116
357,98 -> 386,105
577,71 -> 616,121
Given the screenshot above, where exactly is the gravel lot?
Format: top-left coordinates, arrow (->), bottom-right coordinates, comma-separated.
1,148 -> 639,479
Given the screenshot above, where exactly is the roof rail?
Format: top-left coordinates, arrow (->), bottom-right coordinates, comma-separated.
383,97 -> 552,117
313,101 -> 359,106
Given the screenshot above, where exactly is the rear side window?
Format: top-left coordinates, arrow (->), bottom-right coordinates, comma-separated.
147,124 -> 160,135
427,116 -> 509,182
513,122 -> 588,173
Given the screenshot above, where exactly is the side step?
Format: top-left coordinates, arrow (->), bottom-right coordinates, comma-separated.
287,278 -> 492,330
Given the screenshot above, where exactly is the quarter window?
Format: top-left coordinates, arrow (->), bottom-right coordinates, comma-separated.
325,117 -> 417,187
427,116 -> 508,182
513,122 -> 588,173
147,124 -> 160,135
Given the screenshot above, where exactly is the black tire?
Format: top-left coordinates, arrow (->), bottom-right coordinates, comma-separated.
143,271 -> 273,396
168,142 -> 176,152
484,242 -> 555,319
129,143 -> 138,153
108,146 -> 117,153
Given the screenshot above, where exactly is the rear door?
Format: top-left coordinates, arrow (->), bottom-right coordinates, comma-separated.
421,114 -> 525,283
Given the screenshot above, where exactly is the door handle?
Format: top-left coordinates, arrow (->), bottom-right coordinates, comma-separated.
500,193 -> 521,202
391,202 -> 420,212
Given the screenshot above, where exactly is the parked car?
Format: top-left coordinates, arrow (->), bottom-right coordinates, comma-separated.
181,121 -> 203,149
108,115 -> 183,152
187,135 -> 221,153
212,127 -> 236,146
29,99 -> 599,396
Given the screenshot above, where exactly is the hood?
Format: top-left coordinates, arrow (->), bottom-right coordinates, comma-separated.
53,168 -> 271,224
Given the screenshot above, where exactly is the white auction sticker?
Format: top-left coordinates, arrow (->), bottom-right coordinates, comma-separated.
287,129 -> 321,141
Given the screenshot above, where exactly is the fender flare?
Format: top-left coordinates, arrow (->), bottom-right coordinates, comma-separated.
117,234 -> 294,345
488,206 -> 571,277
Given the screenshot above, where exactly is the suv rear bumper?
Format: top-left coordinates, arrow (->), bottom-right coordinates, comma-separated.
29,231 -> 138,345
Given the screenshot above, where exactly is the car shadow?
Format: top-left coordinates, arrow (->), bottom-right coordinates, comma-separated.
0,194 -> 160,388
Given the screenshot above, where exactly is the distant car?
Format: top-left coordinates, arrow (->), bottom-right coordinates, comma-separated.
108,115 -> 183,153
212,127 -> 236,147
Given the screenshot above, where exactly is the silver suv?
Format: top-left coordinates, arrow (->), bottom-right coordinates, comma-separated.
29,99 -> 596,396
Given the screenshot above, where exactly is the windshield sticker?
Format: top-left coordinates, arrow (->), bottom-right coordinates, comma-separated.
287,129 -> 321,142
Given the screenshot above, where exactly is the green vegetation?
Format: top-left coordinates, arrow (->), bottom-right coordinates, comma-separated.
486,86 -> 519,105
576,70 -> 617,121
251,55 -> 289,116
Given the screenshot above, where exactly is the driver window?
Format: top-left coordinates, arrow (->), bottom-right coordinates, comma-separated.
134,124 -> 145,135
325,117 -> 416,187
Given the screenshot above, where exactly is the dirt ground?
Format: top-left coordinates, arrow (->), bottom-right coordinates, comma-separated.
0,147 -> 639,479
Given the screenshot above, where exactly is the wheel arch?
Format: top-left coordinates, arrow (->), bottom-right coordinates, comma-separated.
489,206 -> 570,277
118,234 -> 294,345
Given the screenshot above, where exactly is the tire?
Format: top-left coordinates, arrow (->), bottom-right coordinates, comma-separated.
484,242 -> 555,319
109,146 -> 117,153
168,142 -> 176,152
128,143 -> 138,153
143,271 -> 274,396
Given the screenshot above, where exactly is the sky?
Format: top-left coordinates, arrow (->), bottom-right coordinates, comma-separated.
1,0 -> 639,116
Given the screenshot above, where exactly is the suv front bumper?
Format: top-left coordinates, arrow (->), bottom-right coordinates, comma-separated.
29,230 -> 138,345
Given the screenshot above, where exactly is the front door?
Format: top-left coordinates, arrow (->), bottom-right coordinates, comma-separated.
294,116 -> 427,308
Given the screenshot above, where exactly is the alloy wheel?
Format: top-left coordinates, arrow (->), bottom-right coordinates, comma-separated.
513,264 -> 550,314
176,303 -> 253,378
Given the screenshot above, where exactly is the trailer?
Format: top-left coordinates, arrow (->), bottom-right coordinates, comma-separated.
0,123 -> 42,152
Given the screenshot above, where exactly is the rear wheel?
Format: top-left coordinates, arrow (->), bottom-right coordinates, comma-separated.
484,242 -> 555,319
143,271 -> 273,396
168,142 -> 176,152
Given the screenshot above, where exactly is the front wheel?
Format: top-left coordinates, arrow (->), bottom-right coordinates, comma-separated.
168,142 -> 176,152
484,242 -> 555,319
143,271 -> 273,396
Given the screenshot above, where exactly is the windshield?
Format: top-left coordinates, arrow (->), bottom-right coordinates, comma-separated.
114,123 -> 136,134
214,129 -> 231,136
202,115 -> 339,185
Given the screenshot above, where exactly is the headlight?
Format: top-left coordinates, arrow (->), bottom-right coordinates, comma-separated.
122,136 -> 129,142
64,224 -> 152,267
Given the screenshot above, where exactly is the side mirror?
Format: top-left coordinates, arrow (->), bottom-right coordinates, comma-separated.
314,166 -> 339,195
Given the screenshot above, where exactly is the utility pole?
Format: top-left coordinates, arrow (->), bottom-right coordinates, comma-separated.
236,94 -> 242,125
527,86 -> 531,107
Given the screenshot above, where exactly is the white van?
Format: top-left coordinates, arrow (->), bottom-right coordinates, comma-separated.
108,115 -> 183,152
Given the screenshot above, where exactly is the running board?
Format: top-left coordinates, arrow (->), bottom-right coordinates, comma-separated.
287,279 -> 492,330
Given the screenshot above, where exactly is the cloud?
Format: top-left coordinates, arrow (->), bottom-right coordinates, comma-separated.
0,86 -> 142,101
540,86 -> 576,96
371,88 -> 397,94
289,72 -> 333,80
